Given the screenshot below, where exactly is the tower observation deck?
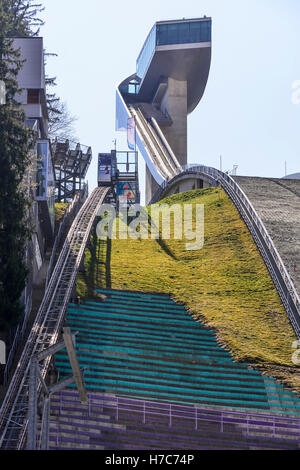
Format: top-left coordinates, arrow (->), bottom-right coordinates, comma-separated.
116,17 -> 212,203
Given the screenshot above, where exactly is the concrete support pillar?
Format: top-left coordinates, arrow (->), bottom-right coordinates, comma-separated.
146,78 -> 188,203
145,167 -> 160,206
160,77 -> 188,166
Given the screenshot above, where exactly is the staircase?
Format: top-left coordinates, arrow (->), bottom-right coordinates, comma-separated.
54,289 -> 300,415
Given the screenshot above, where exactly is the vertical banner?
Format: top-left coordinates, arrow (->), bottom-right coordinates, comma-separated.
127,117 -> 136,151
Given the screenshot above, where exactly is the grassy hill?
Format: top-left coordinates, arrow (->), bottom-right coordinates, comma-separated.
54,202 -> 70,224
77,187 -> 300,392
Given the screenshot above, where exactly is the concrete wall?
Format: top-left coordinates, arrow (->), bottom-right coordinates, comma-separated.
14,37 -> 45,89
146,166 -> 160,205
14,37 -> 48,138
163,177 -> 211,199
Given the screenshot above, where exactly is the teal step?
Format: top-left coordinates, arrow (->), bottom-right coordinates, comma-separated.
55,352 -> 264,381
92,299 -> 189,313
67,317 -> 216,342
67,314 -> 219,340
96,288 -> 172,301
72,335 -> 230,357
54,358 -> 279,395
58,373 -> 274,410
67,307 -> 203,328
82,300 -> 193,316
68,325 -> 221,347
70,341 -> 233,363
54,290 -> 300,417
57,368 -> 270,403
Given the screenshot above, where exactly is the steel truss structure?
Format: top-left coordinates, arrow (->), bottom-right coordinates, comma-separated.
27,328 -> 87,450
52,140 -> 92,203
0,187 -> 110,450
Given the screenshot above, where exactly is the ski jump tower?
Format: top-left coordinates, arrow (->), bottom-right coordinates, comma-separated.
116,17 -> 212,203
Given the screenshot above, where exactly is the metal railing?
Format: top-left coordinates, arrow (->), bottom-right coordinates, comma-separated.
46,184 -> 88,287
0,186 -> 110,450
3,187 -> 88,387
55,392 -> 300,443
150,164 -> 300,339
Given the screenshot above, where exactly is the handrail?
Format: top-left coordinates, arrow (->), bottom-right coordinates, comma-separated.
56,392 -> 300,442
130,107 -> 172,180
135,108 -> 176,176
116,86 -> 164,185
151,117 -> 181,170
0,186 -> 109,450
46,185 -> 88,287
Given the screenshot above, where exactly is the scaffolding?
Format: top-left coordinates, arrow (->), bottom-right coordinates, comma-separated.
52,139 -> 92,203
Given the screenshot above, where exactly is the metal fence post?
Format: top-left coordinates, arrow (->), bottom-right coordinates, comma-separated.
40,396 -> 50,450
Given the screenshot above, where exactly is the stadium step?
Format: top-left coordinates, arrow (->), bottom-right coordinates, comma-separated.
55,289 -> 300,416
45,390 -> 300,450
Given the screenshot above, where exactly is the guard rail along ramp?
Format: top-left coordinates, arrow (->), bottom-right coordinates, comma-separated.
46,183 -> 89,288
0,186 -> 110,450
150,165 -> 300,341
116,86 -> 180,186
130,105 -> 181,180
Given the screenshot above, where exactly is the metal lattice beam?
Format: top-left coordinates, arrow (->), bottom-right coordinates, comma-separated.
0,187 -> 110,450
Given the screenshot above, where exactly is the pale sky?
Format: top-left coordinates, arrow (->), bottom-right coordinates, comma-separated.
40,0 -> 300,203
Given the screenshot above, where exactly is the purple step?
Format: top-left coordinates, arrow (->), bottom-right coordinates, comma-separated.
47,390 -> 300,450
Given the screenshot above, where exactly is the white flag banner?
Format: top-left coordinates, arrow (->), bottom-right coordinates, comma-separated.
127,117 -> 135,151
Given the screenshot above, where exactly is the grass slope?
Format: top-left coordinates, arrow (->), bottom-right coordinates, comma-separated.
54,202 -> 70,224
77,187 -> 300,392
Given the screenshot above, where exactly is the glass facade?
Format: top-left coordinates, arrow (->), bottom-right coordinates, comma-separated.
136,19 -> 211,82
136,24 -> 156,81
156,20 -> 211,46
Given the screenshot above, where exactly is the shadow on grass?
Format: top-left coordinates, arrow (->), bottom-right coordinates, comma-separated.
147,213 -> 178,261
78,224 -> 112,297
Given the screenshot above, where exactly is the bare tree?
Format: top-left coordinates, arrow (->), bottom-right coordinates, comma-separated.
44,52 -> 78,143
48,99 -> 78,142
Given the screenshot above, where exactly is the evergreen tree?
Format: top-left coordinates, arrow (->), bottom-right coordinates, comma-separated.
0,0 -> 35,329
5,0 -> 44,37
